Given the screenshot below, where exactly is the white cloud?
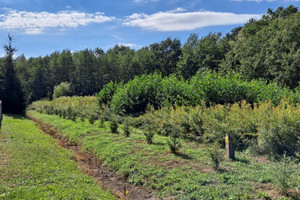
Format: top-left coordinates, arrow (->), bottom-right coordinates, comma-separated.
124,9 -> 262,31
118,43 -> 142,49
0,9 -> 115,34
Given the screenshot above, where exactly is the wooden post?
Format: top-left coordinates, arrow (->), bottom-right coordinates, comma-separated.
0,100 -> 2,130
225,134 -> 235,160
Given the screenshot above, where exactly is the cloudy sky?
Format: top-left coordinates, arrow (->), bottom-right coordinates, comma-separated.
0,0 -> 299,57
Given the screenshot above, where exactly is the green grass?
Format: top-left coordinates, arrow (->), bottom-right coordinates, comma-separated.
28,110 -> 300,200
0,114 -> 116,200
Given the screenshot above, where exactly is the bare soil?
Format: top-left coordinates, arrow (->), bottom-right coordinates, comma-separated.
27,113 -> 159,200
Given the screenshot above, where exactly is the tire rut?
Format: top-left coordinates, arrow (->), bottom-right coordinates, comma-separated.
27,113 -> 159,200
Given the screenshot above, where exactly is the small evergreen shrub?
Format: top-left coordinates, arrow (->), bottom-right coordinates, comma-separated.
274,154 -> 294,195
122,117 -> 131,137
207,142 -> 224,171
110,115 -> 120,134
144,131 -> 155,144
167,125 -> 182,154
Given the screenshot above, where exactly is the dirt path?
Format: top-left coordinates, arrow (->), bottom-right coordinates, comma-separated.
27,113 -> 159,200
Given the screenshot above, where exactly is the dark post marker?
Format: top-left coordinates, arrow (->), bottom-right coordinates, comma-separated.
225,134 -> 235,160
0,100 -> 2,130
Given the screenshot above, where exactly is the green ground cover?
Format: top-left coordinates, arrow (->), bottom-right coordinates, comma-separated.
0,115 -> 116,200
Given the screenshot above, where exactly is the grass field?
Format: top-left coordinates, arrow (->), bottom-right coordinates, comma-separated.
27,110 -> 300,200
0,115 -> 116,200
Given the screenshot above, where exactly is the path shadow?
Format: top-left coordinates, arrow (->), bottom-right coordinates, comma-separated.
151,142 -> 165,146
5,114 -> 26,120
175,152 -> 193,160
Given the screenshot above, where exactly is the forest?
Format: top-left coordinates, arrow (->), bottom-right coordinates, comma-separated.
1,5 -> 300,200
0,5 -> 299,113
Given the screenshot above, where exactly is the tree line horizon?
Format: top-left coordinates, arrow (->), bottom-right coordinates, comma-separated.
0,5 -> 299,114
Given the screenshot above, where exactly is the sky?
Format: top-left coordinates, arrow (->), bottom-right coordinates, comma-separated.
0,0 -> 299,57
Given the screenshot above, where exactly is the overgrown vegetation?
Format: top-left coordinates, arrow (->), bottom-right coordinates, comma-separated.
1,6 -> 299,113
27,110 -> 300,199
53,82 -> 74,99
109,71 -> 300,115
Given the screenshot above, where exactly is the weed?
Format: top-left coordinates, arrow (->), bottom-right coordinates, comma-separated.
208,142 -> 224,171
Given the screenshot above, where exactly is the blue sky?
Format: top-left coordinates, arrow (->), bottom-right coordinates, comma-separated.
0,0 -> 299,57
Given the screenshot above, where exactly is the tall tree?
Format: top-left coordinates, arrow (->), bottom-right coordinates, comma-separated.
150,38 -> 181,76
0,35 -> 24,113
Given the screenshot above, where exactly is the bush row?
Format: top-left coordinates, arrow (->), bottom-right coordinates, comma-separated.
102,71 -> 300,116
29,96 -> 104,124
29,96 -> 300,158
134,100 -> 300,159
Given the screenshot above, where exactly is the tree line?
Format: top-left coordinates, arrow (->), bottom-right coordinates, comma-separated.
0,5 -> 299,113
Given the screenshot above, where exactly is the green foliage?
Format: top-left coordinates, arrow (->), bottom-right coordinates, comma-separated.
274,154 -> 295,195
122,117 -> 131,137
106,70 -> 300,116
110,73 -> 163,115
29,96 -> 100,124
207,142 -> 224,171
135,100 -> 300,158
144,131 -> 155,144
167,125 -> 182,154
29,110 -> 300,199
96,81 -> 123,105
177,33 -> 226,79
221,6 -> 300,89
0,35 -> 25,114
110,118 -> 119,134
53,82 -> 74,99
257,101 -> 300,158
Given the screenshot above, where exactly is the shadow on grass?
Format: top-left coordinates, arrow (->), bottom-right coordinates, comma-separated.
235,156 -> 251,164
4,114 -> 27,120
151,142 -> 165,146
175,152 -> 193,160
216,168 -> 229,173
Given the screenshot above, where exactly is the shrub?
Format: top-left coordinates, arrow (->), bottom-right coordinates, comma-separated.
97,81 -> 123,105
87,111 -> 98,125
144,131 -> 155,144
110,121 -> 118,134
167,125 -> 182,154
110,73 -> 163,115
207,142 -> 224,171
104,71 -> 300,116
122,117 -> 131,137
109,115 -> 120,134
257,101 -> 300,159
274,154 -> 294,195
53,82 -> 74,99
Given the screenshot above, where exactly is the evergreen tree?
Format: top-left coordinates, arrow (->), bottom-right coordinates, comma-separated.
0,35 -> 24,113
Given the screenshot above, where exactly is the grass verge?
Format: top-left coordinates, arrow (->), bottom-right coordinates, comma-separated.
0,114 -> 116,200
28,110 -> 300,200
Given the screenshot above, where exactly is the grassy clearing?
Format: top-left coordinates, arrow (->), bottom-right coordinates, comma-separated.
0,115 -> 116,200
28,110 -> 300,199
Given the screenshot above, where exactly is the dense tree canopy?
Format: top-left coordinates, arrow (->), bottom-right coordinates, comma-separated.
0,5 -> 299,113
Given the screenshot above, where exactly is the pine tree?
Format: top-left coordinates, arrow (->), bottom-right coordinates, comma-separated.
0,35 -> 24,113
